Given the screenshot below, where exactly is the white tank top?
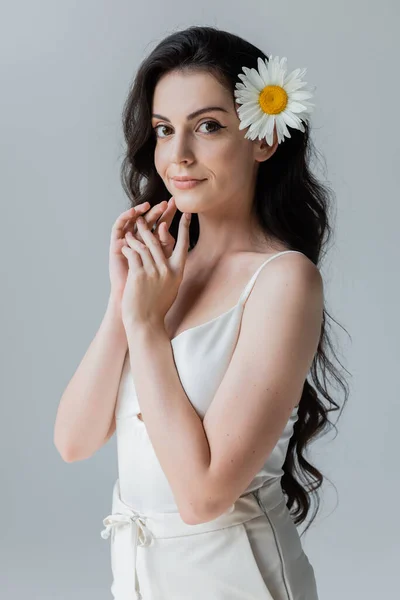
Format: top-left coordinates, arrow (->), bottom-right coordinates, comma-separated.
114,250 -> 303,513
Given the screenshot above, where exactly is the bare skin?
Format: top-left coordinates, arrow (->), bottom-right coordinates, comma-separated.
148,69 -> 286,342
116,72 -> 323,512
163,248 -> 290,341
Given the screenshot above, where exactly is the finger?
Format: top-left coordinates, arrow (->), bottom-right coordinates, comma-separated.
158,222 -> 170,244
122,204 -> 163,235
154,196 -> 177,232
129,201 -> 169,238
134,218 -> 168,272
125,230 -> 157,275
158,224 -> 175,259
120,243 -> 144,269
170,212 -> 191,272
145,200 -> 169,229
159,223 -> 176,250
114,237 -> 128,254
112,203 -> 150,239
127,200 -> 167,233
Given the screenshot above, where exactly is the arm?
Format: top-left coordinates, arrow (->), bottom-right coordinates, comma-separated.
201,256 -> 323,521
125,324 -> 211,524
54,296 -> 128,462
126,254 -> 323,525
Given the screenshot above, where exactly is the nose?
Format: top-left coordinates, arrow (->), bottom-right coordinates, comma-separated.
169,130 -> 195,166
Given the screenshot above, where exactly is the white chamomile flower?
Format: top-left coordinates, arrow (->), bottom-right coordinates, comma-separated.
234,55 -> 316,145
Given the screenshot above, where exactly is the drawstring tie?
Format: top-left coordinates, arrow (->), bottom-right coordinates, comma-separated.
101,510 -> 153,599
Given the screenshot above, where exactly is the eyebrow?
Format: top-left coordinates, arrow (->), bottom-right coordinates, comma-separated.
151,106 -> 230,122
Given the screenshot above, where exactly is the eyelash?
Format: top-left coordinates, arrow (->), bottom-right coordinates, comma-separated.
153,120 -> 225,138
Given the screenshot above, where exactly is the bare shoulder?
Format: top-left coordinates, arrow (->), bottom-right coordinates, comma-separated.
243,250 -> 324,334
200,251 -> 324,518
261,250 -> 323,298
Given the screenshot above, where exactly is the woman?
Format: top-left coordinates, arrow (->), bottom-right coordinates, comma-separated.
55,25 -> 349,600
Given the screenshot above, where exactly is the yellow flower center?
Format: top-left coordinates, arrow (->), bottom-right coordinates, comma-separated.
258,85 -> 288,115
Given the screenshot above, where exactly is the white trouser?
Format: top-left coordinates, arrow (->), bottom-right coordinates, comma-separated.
101,477 -> 318,600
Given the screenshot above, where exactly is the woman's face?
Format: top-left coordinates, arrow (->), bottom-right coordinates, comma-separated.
151,69 -> 276,218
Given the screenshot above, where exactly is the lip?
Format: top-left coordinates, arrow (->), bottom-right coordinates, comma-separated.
171,176 -> 203,181
171,178 -> 206,189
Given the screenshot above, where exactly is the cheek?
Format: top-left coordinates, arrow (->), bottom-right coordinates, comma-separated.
154,143 -> 172,177
213,142 -> 252,185
154,146 -> 163,175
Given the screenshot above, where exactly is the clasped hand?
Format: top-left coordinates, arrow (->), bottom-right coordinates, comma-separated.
120,209 -> 192,331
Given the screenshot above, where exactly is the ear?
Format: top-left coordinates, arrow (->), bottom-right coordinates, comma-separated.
253,124 -> 279,163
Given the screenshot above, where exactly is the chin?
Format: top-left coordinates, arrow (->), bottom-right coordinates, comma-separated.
169,193 -> 194,210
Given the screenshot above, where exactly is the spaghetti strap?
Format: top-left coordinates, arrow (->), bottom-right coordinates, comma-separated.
239,250 -> 305,305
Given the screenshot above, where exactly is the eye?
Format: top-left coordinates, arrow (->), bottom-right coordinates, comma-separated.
153,120 -> 224,139
197,120 -> 222,134
153,124 -> 172,139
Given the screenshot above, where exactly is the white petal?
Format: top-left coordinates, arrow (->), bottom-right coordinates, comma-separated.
257,57 -> 271,85
283,67 -> 303,87
239,120 -> 250,130
266,118 -> 276,141
268,55 -> 278,84
277,57 -> 288,86
237,98 -> 261,109
290,90 -> 314,101
258,119 -> 268,139
235,89 -> 259,102
285,79 -> 309,94
238,101 -> 262,117
266,114 -> 275,136
237,73 -> 256,89
238,120 -> 250,130
239,107 -> 263,125
238,107 -> 264,128
259,114 -> 274,139
289,66 -> 307,81
272,55 -> 283,83
275,123 -> 284,144
238,74 -> 260,94
246,67 -> 265,90
245,126 -> 259,141
286,100 -> 309,114
234,95 -> 253,106
273,56 -> 281,82
248,114 -> 266,134
256,116 -> 269,139
248,118 -> 264,134
281,109 -> 303,129
238,110 -> 262,128
276,113 -> 291,139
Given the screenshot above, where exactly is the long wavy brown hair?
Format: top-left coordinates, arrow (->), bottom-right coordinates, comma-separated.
119,25 -> 351,537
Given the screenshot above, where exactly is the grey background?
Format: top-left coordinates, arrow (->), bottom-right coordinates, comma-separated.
1,1 -> 399,598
